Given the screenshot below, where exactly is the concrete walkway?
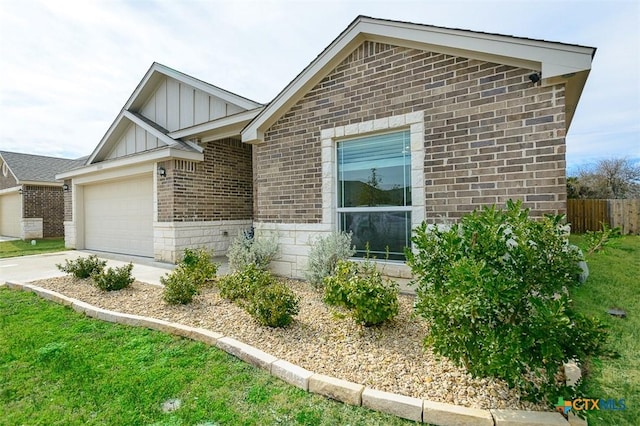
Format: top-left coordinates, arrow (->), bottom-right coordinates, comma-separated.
0,250 -> 231,285
0,250 -> 177,285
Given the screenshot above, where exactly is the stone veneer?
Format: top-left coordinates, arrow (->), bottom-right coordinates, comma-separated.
253,40 -> 568,279
154,219 -> 252,262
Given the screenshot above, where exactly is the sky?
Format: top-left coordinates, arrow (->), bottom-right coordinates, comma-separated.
0,0 -> 638,174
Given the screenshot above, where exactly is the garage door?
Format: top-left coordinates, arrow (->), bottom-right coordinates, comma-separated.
84,174 -> 153,257
0,192 -> 21,237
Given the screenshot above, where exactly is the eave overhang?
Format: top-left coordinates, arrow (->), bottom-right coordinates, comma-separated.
56,147 -> 204,180
242,16 -> 595,143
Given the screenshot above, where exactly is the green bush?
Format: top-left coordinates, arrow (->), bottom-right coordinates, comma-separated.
218,264 -> 299,328
56,255 -> 106,279
217,263 -> 272,303
161,267 -> 197,305
248,282 -> 300,328
323,259 -> 399,326
304,231 -> 356,288
227,230 -> 279,271
406,200 -> 607,401
92,263 -> 134,291
161,248 -> 218,305
180,248 -> 218,286
585,222 -> 621,254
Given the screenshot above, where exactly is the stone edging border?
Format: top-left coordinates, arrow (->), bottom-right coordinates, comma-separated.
2,281 -> 585,426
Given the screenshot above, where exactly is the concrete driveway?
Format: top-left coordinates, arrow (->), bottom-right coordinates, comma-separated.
0,250 -> 176,286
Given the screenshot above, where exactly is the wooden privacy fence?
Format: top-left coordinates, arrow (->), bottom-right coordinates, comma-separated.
567,199 -> 640,234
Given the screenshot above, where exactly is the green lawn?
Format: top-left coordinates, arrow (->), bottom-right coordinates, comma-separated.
0,238 -> 66,258
569,235 -> 640,426
0,288 -> 416,425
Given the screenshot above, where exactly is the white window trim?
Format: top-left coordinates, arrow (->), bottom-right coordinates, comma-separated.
320,111 -> 425,241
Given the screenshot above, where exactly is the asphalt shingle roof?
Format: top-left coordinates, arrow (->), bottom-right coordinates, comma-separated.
0,151 -> 84,183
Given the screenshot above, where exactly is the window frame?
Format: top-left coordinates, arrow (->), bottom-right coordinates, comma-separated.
336,130 -> 413,260
320,111 -> 425,263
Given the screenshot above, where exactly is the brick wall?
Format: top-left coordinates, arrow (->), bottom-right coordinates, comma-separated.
157,138 -> 253,222
257,41 -> 567,223
63,179 -> 72,222
22,185 -> 65,237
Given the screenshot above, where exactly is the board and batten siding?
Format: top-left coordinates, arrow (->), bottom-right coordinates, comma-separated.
139,77 -> 244,133
106,122 -> 162,160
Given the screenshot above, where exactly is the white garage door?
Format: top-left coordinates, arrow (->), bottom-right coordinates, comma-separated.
84,174 -> 153,257
0,192 -> 21,237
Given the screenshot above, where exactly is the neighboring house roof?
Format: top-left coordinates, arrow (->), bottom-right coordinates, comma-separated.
242,15 -> 596,143
0,151 -> 83,184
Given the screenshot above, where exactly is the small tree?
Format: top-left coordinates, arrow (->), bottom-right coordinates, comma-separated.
570,158 -> 640,199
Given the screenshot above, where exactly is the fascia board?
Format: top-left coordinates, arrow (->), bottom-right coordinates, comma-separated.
122,110 -> 178,148
243,17 -> 594,143
0,186 -> 21,195
55,147 -> 203,180
126,63 -> 261,111
169,108 -> 263,140
86,110 -> 128,164
16,181 -> 63,187
242,31 -> 365,143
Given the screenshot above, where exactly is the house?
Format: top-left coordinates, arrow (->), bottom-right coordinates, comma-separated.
0,151 -> 82,239
59,16 -> 595,280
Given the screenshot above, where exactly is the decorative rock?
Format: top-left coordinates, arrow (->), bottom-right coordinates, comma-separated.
491,409 -> 569,426
362,387 -> 422,422
309,373 -> 364,406
271,359 -> 314,391
564,360 -> 582,387
423,400 -> 493,426
216,337 -> 277,371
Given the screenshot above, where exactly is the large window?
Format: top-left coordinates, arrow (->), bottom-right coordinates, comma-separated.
337,130 -> 411,260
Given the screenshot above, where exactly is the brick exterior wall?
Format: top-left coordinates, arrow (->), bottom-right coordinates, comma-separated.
22,185 -> 65,237
157,138 -> 253,222
257,41 -> 567,223
63,179 -> 72,222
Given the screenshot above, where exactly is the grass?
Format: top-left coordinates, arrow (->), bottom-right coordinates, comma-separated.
0,238 -> 66,258
569,234 -> 640,426
0,288 -> 417,425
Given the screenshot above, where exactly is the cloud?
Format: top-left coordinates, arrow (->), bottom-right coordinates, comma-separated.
0,0 -> 638,169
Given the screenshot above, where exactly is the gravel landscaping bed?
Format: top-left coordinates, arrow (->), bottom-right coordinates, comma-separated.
29,276 -> 545,411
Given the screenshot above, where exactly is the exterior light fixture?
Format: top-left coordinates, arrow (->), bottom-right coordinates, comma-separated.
529,72 -> 541,84
62,184 -> 69,191
158,166 -> 166,177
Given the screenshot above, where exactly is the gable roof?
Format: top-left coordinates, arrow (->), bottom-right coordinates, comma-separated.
86,62 -> 263,165
242,15 -> 596,143
0,151 -> 83,184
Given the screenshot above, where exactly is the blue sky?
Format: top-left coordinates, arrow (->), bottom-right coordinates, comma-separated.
0,0 -> 638,174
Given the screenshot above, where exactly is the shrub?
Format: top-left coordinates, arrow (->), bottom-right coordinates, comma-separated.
181,248 -> 218,286
248,282 -> 300,328
304,231 -> 356,288
406,200 -> 607,401
585,222 -> 621,255
216,263 -> 273,303
161,248 -> 218,305
323,259 -> 399,326
227,230 -> 279,271
161,267 -> 197,305
92,263 -> 134,291
56,255 -> 106,279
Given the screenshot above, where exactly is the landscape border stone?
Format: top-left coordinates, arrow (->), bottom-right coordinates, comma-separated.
2,281 -> 579,426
